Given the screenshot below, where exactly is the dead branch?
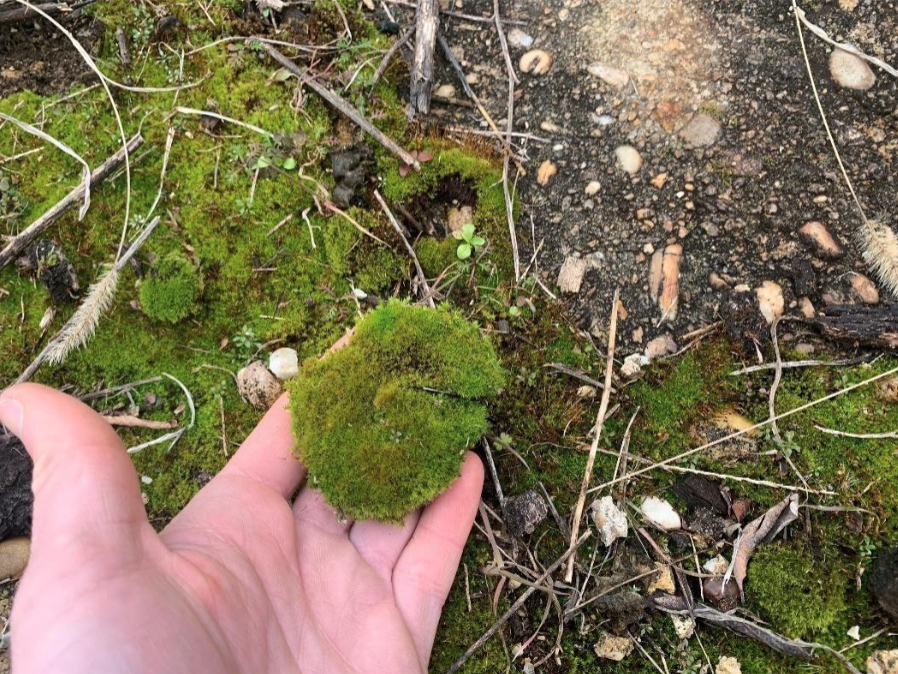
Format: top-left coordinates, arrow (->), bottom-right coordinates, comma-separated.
79,376 -> 164,402
260,42 -> 419,170
730,355 -> 868,376
565,289 -> 619,582
809,304 -> 898,349
543,362 -> 605,389
102,415 -> 177,430
408,0 -> 439,116
0,1 -> 67,25
373,190 -> 434,307
371,27 -> 413,86
0,135 -> 144,272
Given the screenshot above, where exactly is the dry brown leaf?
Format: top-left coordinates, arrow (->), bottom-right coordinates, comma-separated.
731,493 -> 799,596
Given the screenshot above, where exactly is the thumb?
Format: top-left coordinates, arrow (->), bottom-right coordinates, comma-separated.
0,383 -> 148,554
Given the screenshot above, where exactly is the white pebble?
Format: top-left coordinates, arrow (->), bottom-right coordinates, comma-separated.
269,347 -> 300,381
640,496 -> 682,531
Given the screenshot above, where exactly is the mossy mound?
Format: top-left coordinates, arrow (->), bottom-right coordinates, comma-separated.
748,543 -> 847,639
289,300 -> 504,521
139,253 -> 202,324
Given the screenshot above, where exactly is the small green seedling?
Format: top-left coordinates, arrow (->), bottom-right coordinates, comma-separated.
289,300 -> 505,521
453,223 -> 486,260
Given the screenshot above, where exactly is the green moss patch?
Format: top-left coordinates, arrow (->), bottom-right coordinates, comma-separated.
139,253 -> 202,323
289,300 -> 504,521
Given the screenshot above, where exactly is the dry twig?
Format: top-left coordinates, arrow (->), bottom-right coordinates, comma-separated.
373,190 -> 434,307
565,289 -> 619,582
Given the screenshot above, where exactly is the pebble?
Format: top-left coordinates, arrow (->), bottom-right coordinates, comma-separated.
557,257 -> 589,293
0,537 -> 30,580
536,160 -> 557,186
867,650 -> 898,674
709,272 -> 729,289
703,554 -> 729,575
651,172 -> 668,189
829,48 -> 875,90
506,28 -> 533,49
237,361 -> 283,410
640,496 -> 682,531
615,145 -> 643,174
448,205 -> 474,233
716,656 -> 743,674
647,562 -> 677,594
645,334 -> 677,360
590,495 -> 628,546
585,180 -> 601,196
621,353 -> 649,379
269,347 -> 299,380
587,61 -> 630,88
799,296 -> 816,318
755,281 -> 784,324
519,49 -> 553,75
679,113 -> 722,147
849,273 -> 879,304
504,490 -> 548,537
433,83 -> 456,99
594,632 -> 634,661
671,614 -> 695,640
798,221 -> 844,260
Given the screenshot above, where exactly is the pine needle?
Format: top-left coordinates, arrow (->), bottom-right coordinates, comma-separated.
858,219 -> 898,297
44,266 -> 118,365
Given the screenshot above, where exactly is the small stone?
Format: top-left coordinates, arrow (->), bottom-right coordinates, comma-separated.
621,353 -> 648,379
679,113 -> 721,147
505,490 -> 548,537
671,614 -> 695,640
710,273 -> 729,289
649,250 -> 664,301
237,361 -> 283,410
519,49 -> 553,75
755,281 -> 784,324
829,48 -> 875,90
269,347 -> 299,380
839,0 -> 859,8
577,384 -> 597,398
799,296 -> 816,318
640,496 -> 681,531
433,83 -> 456,99
850,273 -> 879,304
703,554 -> 729,575
537,160 -> 557,186
645,334 -> 677,360
590,496 -> 628,546
877,376 -> 898,403
0,537 -> 30,580
540,120 -> 562,133
799,221 -> 844,260
867,650 -> 898,674
585,180 -> 601,196
716,655 -> 742,674
704,577 -> 740,610
651,172 -> 668,189
594,632 -> 634,661
507,28 -> 533,49
647,562 -> 676,594
615,145 -> 643,174
847,625 -> 861,640
655,99 -> 685,132
448,205 -> 474,233
587,62 -> 630,88
557,257 -> 588,293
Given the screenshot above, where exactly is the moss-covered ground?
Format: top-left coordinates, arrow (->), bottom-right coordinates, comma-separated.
2,2 -> 897,672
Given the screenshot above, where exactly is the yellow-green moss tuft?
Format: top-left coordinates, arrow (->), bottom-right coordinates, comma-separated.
289,300 -> 504,521
139,253 -> 202,324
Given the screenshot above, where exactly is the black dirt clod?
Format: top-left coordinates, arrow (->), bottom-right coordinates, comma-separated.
0,433 -> 33,542
504,490 -> 548,538
871,546 -> 898,621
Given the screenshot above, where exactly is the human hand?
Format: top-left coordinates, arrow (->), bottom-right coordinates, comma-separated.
0,382 -> 483,674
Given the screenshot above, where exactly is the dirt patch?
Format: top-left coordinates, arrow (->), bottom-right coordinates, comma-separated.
0,13 -> 103,98
0,434 -> 32,542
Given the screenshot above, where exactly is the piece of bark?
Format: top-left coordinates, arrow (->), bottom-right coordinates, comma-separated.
102,415 -> 178,430
0,1 -> 66,25
0,434 -> 33,542
0,135 -> 144,272
672,474 -> 729,516
810,304 -> 898,349
408,0 -> 440,117
870,547 -> 898,621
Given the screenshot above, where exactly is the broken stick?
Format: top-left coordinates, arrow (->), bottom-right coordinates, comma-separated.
259,43 -> 419,170
0,134 -> 144,272
408,0 -> 440,117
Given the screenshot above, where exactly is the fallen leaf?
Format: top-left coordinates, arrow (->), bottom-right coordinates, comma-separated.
730,493 -> 799,596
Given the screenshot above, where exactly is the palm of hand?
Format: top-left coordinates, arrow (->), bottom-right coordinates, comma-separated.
1,384 -> 483,674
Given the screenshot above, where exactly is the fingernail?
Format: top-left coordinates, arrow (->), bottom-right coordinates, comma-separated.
0,398 -> 24,437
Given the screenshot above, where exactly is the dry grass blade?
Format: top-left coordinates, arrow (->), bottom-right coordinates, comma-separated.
565,289 -> 619,582
814,425 -> 898,440
0,111 -> 91,219
173,107 -> 275,139
127,373 -> 196,454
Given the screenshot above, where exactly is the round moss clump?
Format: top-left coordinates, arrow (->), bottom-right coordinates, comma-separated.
748,544 -> 847,638
139,253 -> 202,324
289,300 -> 504,521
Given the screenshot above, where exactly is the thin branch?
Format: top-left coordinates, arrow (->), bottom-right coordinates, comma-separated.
565,289 -> 619,582
174,107 -> 274,138
730,356 -> 867,376
815,425 -> 898,440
